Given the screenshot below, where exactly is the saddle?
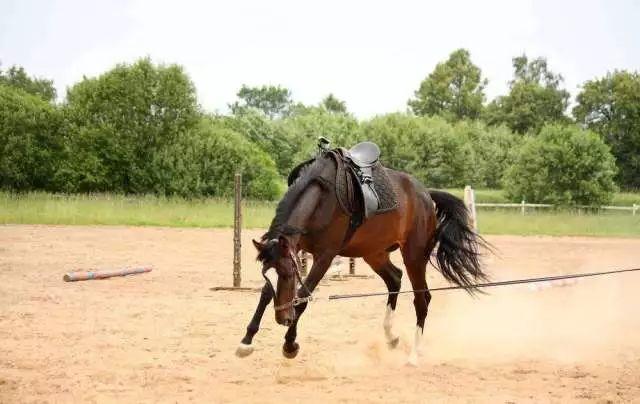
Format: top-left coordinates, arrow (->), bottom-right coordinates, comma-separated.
287,140 -> 398,244
343,142 -> 382,219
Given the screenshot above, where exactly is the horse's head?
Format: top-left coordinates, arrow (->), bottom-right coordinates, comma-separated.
252,236 -> 298,326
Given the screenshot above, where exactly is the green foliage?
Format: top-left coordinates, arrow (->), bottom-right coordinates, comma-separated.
221,110 -> 295,177
275,106 -> 361,171
230,84 -> 292,119
454,121 -> 522,188
573,70 -> 640,188
182,119 -> 283,199
360,114 -> 475,187
504,124 -> 617,205
359,114 -> 521,188
0,85 -> 63,190
485,55 -> 570,134
321,93 -> 348,113
58,58 -> 200,193
2,51 -> 636,204
0,64 -> 57,102
409,49 -> 487,121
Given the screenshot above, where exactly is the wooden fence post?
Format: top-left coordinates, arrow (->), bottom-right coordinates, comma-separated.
463,185 -> 478,231
349,258 -> 355,275
521,199 -> 526,216
300,251 -> 308,276
233,173 -> 242,288
634,204 -> 638,216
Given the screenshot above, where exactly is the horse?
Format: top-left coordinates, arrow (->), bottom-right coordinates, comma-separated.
235,145 -> 488,366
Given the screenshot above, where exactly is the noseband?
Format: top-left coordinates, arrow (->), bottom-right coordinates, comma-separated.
262,249 -> 313,312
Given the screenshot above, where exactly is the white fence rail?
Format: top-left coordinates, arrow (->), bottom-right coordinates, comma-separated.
463,186 -> 638,231
476,201 -> 638,214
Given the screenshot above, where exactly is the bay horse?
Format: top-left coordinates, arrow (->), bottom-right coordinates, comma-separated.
236,146 -> 487,365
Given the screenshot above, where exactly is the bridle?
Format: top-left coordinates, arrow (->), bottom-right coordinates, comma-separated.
262,247 -> 313,312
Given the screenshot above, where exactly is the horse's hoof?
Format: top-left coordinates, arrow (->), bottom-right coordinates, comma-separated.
235,343 -> 254,358
406,353 -> 419,367
282,342 -> 300,359
387,336 -> 400,349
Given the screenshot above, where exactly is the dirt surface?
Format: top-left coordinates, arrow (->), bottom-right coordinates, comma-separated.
1,225 -> 639,403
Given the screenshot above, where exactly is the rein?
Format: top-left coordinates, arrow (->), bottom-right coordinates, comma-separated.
267,249 -> 313,312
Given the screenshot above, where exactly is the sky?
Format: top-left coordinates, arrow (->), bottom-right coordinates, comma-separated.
1,0 -> 639,118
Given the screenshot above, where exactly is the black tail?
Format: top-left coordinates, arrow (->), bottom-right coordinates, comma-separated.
429,190 -> 489,293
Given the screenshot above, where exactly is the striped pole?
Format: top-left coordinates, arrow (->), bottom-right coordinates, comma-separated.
63,267 -> 152,282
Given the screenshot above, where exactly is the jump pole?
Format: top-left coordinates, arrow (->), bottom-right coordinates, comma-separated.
63,267 -> 152,282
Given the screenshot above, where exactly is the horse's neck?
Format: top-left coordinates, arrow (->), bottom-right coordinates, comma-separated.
284,183 -> 324,237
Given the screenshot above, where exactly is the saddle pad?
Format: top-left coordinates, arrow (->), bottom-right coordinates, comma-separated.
370,162 -> 399,215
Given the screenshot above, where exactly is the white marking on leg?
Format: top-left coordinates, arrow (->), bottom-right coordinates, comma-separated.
407,326 -> 423,366
235,343 -> 254,358
383,304 -> 398,345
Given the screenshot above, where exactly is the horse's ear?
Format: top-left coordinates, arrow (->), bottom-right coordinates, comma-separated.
252,239 -> 265,251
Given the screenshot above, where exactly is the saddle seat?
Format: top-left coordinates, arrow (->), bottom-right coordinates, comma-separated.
346,141 -> 380,168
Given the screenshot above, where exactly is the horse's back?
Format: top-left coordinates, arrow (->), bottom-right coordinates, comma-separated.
340,167 -> 435,256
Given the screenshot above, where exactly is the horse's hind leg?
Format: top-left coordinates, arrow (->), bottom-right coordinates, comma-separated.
363,252 -> 403,348
401,241 -> 434,366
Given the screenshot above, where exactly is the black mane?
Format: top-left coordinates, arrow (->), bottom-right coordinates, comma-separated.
262,157 -> 325,241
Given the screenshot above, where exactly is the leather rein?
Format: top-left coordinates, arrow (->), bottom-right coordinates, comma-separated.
262,247 -> 313,312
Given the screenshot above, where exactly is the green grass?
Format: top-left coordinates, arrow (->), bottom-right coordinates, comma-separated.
477,209 -> 640,237
611,191 -> 640,207
440,188 -> 510,204
0,192 -> 276,228
1,191 -> 639,237
442,188 -> 640,206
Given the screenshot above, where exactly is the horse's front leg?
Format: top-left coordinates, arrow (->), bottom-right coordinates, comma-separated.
282,253 -> 334,359
236,282 -> 273,357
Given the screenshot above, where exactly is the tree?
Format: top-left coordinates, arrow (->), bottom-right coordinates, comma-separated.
359,114 -> 475,187
230,84 -> 292,119
58,58 -> 200,193
408,49 -> 487,121
0,63 -> 57,102
321,93 -> 347,113
151,118 -> 283,199
0,84 -> 62,190
222,109 -> 295,177
504,124 -> 617,205
275,106 -> 361,171
455,121 -> 522,188
485,55 -> 570,134
573,71 -> 640,188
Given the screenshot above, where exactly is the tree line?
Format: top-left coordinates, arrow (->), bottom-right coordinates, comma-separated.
0,50 -> 638,204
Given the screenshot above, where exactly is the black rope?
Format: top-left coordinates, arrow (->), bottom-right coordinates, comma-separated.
327,267 -> 640,301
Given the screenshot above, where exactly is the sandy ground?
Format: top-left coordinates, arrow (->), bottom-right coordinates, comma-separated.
1,225 -> 640,403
